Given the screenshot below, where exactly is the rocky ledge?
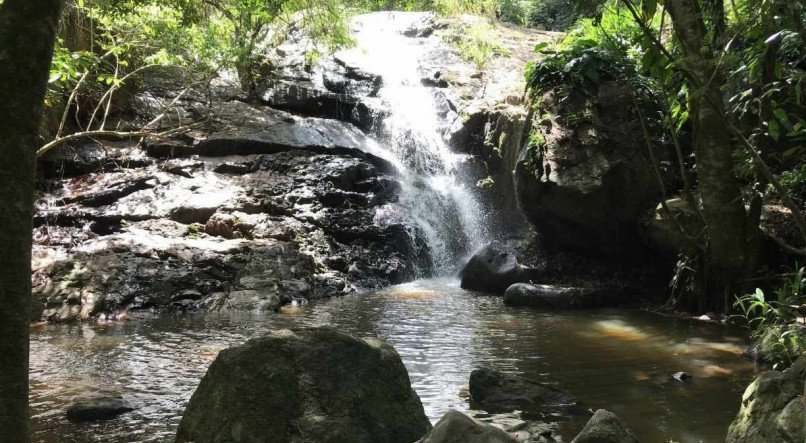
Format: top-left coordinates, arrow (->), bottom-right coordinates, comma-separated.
33,77 -> 428,322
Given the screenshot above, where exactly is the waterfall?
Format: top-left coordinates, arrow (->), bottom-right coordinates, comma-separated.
351,13 -> 489,275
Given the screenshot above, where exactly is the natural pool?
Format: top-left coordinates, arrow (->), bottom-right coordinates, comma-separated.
30,278 -> 758,442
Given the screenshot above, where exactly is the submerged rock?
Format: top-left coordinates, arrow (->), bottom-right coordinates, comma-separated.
469,367 -> 578,415
417,410 -> 518,443
176,327 -> 431,443
726,356 -> 805,443
65,396 -> 134,423
460,244 -> 541,294
570,409 -> 638,443
503,283 -> 612,309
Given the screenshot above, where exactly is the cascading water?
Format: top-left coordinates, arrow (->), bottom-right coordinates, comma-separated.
351,13 -> 489,275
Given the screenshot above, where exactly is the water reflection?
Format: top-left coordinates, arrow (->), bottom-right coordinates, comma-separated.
30,279 -> 756,442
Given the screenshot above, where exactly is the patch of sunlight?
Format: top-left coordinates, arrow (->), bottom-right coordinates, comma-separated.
674,338 -> 745,357
279,305 -> 305,315
698,364 -> 736,377
386,284 -> 438,300
594,319 -> 649,342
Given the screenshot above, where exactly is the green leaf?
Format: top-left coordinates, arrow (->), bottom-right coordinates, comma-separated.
641,0 -> 657,21
768,120 -> 781,141
533,42 -> 549,53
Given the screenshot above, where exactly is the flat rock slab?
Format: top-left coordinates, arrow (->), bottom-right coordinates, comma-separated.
469,367 -> 580,416
65,396 -> 134,423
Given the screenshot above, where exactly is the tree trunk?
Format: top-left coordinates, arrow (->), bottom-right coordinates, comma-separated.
666,0 -> 748,311
0,1 -> 64,441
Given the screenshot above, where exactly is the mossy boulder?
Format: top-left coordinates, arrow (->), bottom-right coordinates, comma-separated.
515,65 -> 663,257
570,409 -> 638,443
416,410 -> 517,443
726,356 -> 805,442
176,327 -> 431,443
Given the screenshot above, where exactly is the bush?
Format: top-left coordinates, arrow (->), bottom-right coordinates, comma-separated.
733,267 -> 806,368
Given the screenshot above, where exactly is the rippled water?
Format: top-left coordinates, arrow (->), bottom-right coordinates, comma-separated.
30,279 -> 757,442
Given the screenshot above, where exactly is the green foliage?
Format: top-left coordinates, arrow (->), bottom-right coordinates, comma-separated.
526,0 -> 606,30
733,268 -> 806,368
433,0 -> 497,18
443,18 -> 510,69
476,176 -> 496,188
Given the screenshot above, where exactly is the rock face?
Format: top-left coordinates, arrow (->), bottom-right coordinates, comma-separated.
460,244 -> 541,294
34,71 -> 427,322
34,13 -> 555,321
176,327 -> 431,443
726,356 -> 805,443
469,367 -> 578,415
65,396 -> 134,423
570,409 -> 638,443
417,410 -> 518,443
503,283 -> 620,309
514,79 -> 661,257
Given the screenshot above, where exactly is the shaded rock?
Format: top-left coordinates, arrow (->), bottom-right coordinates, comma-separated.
644,197 -> 701,255
671,371 -> 692,382
460,244 -> 542,294
417,410 -> 518,443
514,80 -> 662,257
469,367 -> 578,415
65,396 -> 134,423
176,327 -> 431,443
503,283 -> 608,309
570,409 -> 638,443
726,356 -> 805,443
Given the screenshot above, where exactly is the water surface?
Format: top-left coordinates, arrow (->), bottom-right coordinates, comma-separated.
30,279 -> 757,442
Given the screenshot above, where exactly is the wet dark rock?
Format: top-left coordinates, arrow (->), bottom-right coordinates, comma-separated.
469,367 -> 579,416
671,371 -> 692,382
514,80 -> 662,257
417,410 -> 517,443
176,327 -> 432,443
571,409 -> 638,443
65,396 -> 134,423
726,357 -> 805,443
503,283 -> 620,309
460,244 -> 542,294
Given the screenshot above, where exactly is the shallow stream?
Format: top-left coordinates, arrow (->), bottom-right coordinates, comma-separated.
30,279 -> 757,442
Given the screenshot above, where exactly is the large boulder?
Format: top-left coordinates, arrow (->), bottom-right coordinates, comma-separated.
726,357 -> 805,443
503,283 -> 621,309
514,71 -> 662,257
570,409 -> 638,443
460,244 -> 541,294
176,327 -> 432,443
417,410 -> 518,443
469,367 -> 578,415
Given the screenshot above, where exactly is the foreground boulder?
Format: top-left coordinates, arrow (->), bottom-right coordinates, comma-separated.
65,396 -> 134,423
503,283 -> 621,309
176,327 -> 431,443
570,409 -> 638,443
460,244 -> 541,294
417,410 -> 517,443
726,356 -> 805,443
469,367 -> 578,415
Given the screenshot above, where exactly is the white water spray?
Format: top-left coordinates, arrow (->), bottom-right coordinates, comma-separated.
347,13 -> 488,275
